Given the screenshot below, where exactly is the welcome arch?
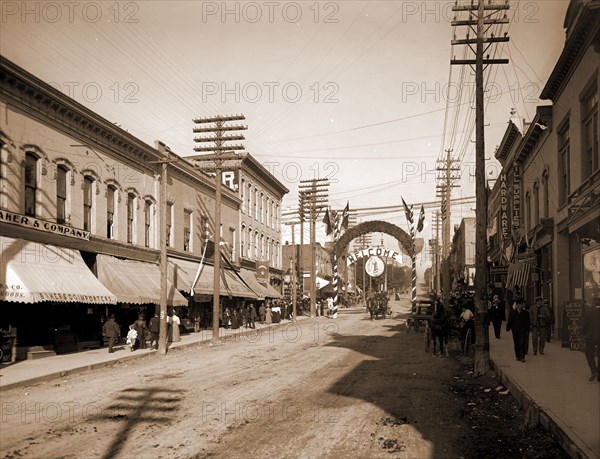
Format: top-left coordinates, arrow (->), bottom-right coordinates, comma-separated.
333,220 -> 415,259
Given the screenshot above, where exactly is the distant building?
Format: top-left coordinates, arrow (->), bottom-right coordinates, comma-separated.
187,152 -> 288,297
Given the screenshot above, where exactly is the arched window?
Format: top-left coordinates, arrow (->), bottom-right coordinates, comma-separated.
107,185 -> 117,239
127,192 -> 136,243
83,176 -> 94,232
144,199 -> 153,248
56,165 -> 68,224
24,152 -> 38,217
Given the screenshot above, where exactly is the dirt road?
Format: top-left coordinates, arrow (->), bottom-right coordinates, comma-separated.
0,300 -> 567,459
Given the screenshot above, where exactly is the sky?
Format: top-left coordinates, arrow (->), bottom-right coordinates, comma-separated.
0,0 -> 570,266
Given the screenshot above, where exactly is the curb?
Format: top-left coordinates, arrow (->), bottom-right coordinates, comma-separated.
0,317 -> 311,392
489,356 -> 597,459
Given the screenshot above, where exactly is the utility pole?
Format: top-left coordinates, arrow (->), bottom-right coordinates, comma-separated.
152,142 -> 179,356
433,210 -> 441,294
298,179 -> 329,317
452,0 -> 509,375
192,115 -> 247,345
284,220 -> 299,320
436,149 -> 460,304
298,191 -> 307,298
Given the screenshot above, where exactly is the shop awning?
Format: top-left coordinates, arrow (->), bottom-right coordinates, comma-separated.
506,260 -> 531,289
168,258 -> 258,299
0,236 -> 116,304
239,269 -> 282,299
96,254 -> 188,306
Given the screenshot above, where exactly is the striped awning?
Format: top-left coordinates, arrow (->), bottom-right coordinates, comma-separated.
238,269 -> 283,299
96,255 -> 188,306
506,261 -> 531,289
168,258 -> 258,299
0,236 -> 116,304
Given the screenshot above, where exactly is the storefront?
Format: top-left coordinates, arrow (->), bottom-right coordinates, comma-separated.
0,236 -> 117,353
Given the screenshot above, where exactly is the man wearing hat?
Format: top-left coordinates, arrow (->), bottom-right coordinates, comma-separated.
531,296 -> 551,355
489,294 -> 505,339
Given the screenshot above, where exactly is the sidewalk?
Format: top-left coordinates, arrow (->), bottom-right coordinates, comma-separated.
0,316 -> 309,391
489,330 -> 600,459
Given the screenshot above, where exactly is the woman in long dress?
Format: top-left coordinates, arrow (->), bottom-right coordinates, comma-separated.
172,311 -> 181,342
265,305 -> 272,325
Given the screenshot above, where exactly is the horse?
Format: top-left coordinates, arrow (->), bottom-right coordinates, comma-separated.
429,301 -> 449,356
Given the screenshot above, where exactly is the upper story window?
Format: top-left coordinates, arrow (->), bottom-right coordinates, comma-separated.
107,185 -> 116,239
24,153 -> 38,217
253,187 -> 258,219
582,85 -> 598,179
241,224 -> 246,258
200,214 -> 209,252
260,192 -> 264,224
83,176 -> 94,232
240,178 -> 246,213
184,209 -> 192,252
532,181 -> 539,225
247,183 -> 252,216
56,165 -> 68,224
166,202 -> 173,247
144,199 -> 153,248
558,121 -> 570,206
127,192 -> 136,244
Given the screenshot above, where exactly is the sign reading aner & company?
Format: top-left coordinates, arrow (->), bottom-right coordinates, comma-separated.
0,210 -> 90,240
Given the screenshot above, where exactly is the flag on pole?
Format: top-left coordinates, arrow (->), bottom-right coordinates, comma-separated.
402,197 -> 413,224
323,208 -> 333,235
417,204 -> 426,232
340,201 -> 350,230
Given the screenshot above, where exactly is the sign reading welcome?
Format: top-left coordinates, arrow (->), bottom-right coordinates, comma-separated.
347,247 -> 403,266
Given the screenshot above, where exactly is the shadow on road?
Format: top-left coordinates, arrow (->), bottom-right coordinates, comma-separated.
324,322 -> 458,457
97,386 -> 184,459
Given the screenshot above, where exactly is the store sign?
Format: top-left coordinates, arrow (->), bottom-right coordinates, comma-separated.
0,210 -> 90,240
365,256 -> 385,277
512,165 -> 521,229
256,260 -> 269,283
347,247 -> 402,266
499,173 -> 509,239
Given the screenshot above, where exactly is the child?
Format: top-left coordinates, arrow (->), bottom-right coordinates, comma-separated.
126,325 -> 138,352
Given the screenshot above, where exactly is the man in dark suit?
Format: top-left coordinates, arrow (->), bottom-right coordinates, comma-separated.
102,314 -> 121,353
149,312 -> 160,350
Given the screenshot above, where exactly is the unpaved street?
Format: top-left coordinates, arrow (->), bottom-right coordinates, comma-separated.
0,300 -> 566,459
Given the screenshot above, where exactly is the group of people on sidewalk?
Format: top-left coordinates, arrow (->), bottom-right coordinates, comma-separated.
101,309 -> 182,353
506,296 -> 551,362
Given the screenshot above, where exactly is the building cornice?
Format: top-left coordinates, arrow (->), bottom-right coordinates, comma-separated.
540,1 -> 600,101
0,56 -> 240,208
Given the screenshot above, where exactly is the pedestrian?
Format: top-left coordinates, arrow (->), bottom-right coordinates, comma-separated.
265,304 -> 272,325
259,302 -> 266,324
582,298 -> 600,382
506,298 -> 530,362
149,312 -> 160,350
171,309 -> 181,342
102,314 -> 121,353
545,298 -> 554,342
126,324 -> 138,352
460,304 -> 475,346
530,296 -> 550,355
132,314 -> 147,350
248,303 -> 257,329
489,294 -> 505,339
